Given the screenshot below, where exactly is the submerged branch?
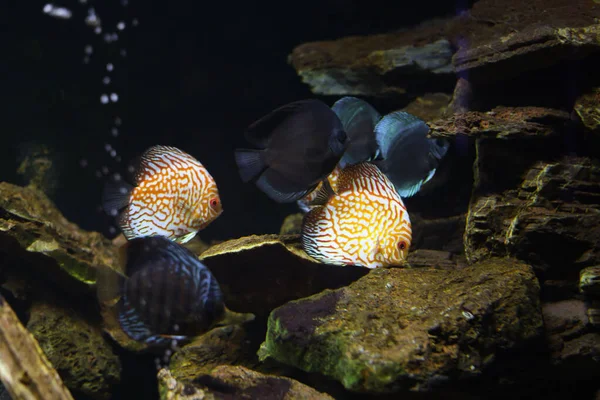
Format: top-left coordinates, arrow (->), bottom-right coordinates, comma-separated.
0,294 -> 74,400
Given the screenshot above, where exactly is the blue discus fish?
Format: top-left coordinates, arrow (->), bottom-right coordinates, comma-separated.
96,236 -> 253,347
331,96 -> 382,168
372,111 -> 450,198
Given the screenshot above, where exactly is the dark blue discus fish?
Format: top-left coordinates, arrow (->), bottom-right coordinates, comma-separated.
97,236 -> 253,347
373,111 -> 450,197
331,96 -> 382,168
234,99 -> 347,203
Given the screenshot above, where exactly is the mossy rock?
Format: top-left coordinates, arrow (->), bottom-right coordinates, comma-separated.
259,257 -> 543,393
26,301 -> 121,400
0,182 -> 119,296
158,366 -> 334,400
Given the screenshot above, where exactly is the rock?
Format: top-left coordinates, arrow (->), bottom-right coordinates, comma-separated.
26,301 -> 121,400
279,213 -> 303,235
574,88 -> 600,132
406,249 -> 467,270
427,107 -> 571,139
409,214 -> 467,254
158,366 -> 334,400
580,266 -> 600,295
0,182 -> 119,296
169,324 -> 261,382
288,0 -> 600,98
401,93 -> 452,122
289,25 -> 456,97
464,157 -> 600,279
542,300 -> 588,339
258,257 -> 543,393
199,235 -> 368,318
452,0 -> 600,82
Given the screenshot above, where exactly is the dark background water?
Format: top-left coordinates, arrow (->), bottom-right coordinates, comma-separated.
2,0 -> 474,242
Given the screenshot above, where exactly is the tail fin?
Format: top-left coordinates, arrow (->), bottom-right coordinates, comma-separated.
234,149 -> 267,183
102,178 -> 133,216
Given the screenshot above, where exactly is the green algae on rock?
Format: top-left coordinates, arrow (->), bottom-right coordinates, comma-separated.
26,301 -> 121,400
199,235 -> 368,318
258,257 -> 543,393
579,266 -> 600,295
169,324 -> 259,382
574,87 -> 600,132
158,366 -> 334,400
0,182 -> 119,295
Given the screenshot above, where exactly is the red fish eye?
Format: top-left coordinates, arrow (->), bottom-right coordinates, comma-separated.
209,198 -> 219,208
398,241 -> 406,251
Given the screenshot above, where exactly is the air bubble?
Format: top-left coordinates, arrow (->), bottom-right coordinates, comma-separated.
94,26 -> 102,34
109,209 -> 118,217
95,170 -> 102,178
111,128 -> 119,137
173,324 -> 180,332
127,165 -> 135,173
43,4 -> 72,19
110,93 -> 119,102
102,76 -> 111,85
100,94 -> 109,104
117,21 -> 126,30
101,166 -> 109,175
132,18 -> 139,26
84,45 -> 93,55
85,9 -> 100,27
104,143 -> 112,152
110,150 -> 117,157
120,49 -> 127,57
121,0 -> 129,6
114,117 -> 122,126
108,226 -> 116,234
106,63 -> 114,72
79,159 -> 88,168
83,56 -> 90,64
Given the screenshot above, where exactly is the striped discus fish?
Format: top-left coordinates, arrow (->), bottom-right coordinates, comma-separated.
96,236 -> 254,347
103,145 -> 222,244
301,162 -> 411,268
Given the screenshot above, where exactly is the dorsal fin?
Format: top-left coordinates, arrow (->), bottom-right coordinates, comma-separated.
245,100 -> 328,148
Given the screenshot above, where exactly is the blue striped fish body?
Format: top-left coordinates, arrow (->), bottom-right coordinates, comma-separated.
111,236 -> 225,347
302,163 -> 411,268
106,145 -> 222,244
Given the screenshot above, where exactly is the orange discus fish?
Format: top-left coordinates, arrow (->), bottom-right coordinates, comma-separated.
102,145 -> 222,244
301,162 -> 411,268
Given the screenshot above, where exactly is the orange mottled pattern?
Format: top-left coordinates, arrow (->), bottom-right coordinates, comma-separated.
302,163 -> 411,268
119,146 -> 222,243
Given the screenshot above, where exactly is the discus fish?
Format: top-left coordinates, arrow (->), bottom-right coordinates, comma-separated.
331,96 -> 382,168
373,111 -> 450,198
297,165 -> 342,213
96,236 -> 254,347
302,163 -> 411,269
234,99 -> 347,203
102,145 -> 222,244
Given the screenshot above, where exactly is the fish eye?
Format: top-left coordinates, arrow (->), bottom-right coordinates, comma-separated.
398,241 -> 406,251
209,197 -> 219,208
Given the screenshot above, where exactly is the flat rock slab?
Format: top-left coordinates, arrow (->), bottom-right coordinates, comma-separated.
0,182 -> 118,295
258,257 -> 543,393
427,107 -> 571,139
289,0 -> 600,96
199,235 -> 368,318
158,366 -> 334,400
